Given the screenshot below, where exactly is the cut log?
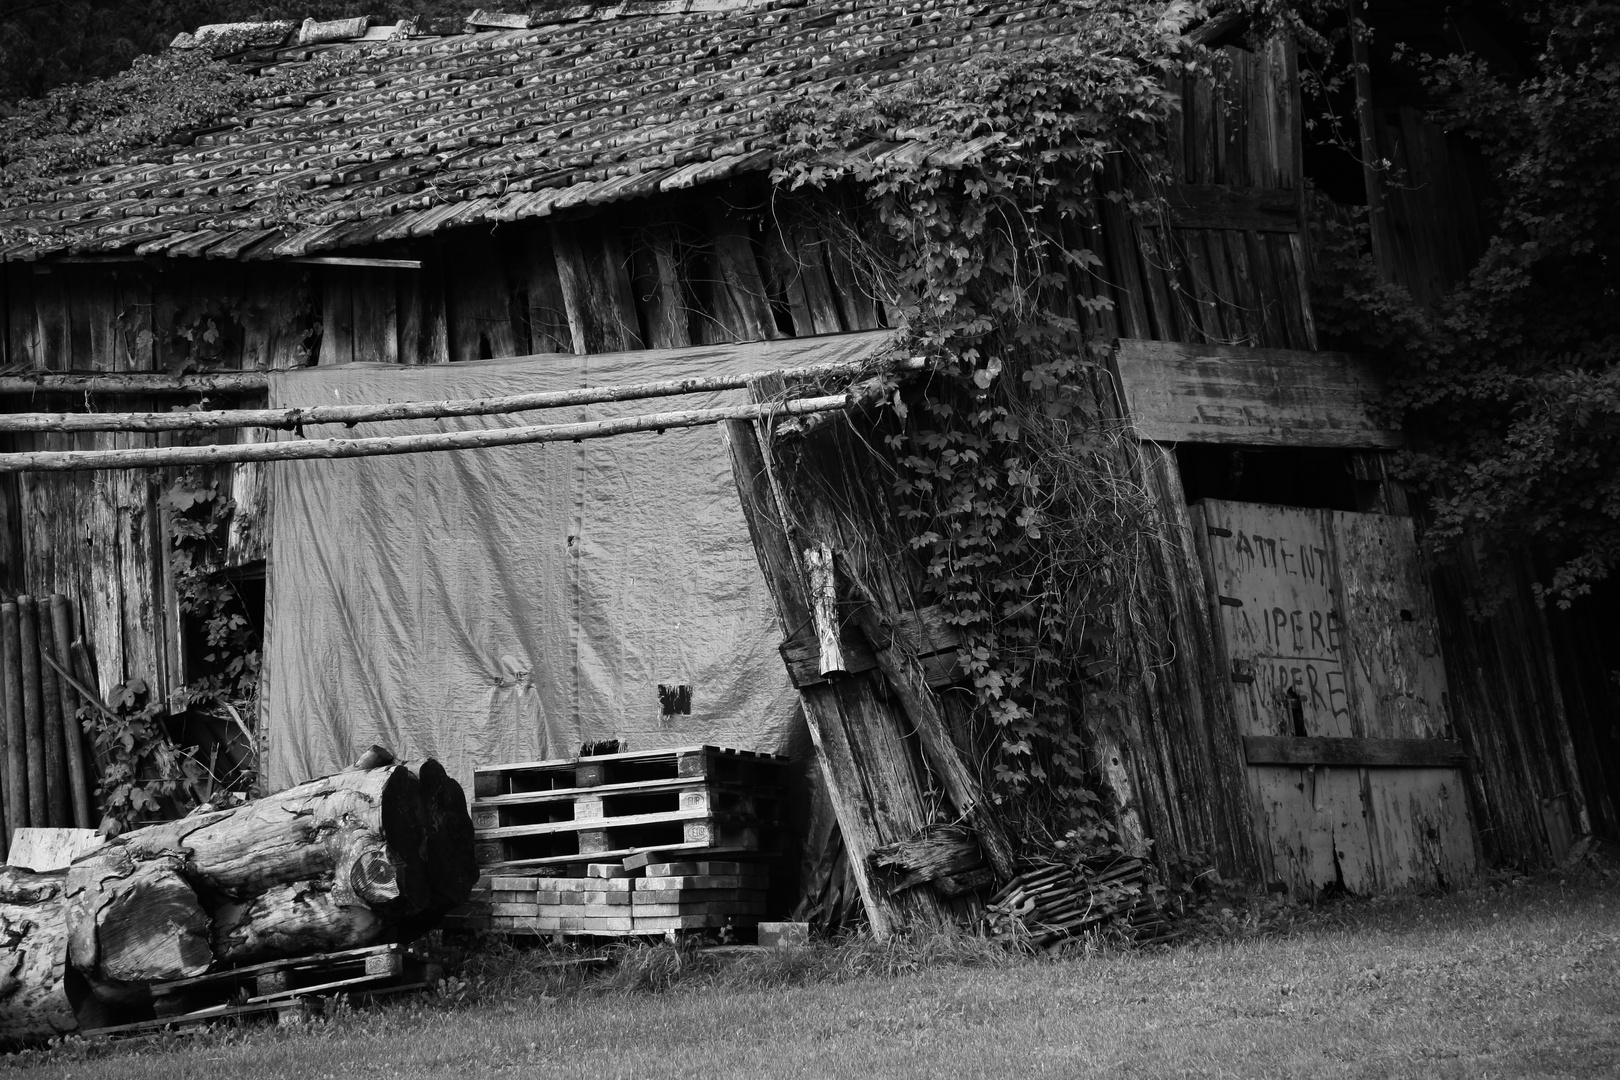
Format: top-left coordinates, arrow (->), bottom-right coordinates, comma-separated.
395,758 -> 478,941
211,880 -> 386,965
114,765 -> 429,907
64,849 -> 212,984
0,867 -> 89,1040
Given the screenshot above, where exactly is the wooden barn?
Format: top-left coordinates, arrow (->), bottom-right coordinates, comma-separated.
0,0 -> 1612,936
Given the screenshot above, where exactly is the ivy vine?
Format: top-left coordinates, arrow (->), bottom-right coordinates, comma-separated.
772,1 -> 1215,856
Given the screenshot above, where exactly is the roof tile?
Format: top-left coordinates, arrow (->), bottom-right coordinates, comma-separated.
0,0 -> 1086,260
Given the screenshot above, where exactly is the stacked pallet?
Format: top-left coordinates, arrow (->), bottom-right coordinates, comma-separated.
454,744 -> 786,937
468,859 -> 769,935
469,744 -> 786,867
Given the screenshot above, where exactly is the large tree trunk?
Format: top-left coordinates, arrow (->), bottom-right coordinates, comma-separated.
116,765 -> 429,904
64,851 -> 212,985
0,867 -> 90,1040
212,880 -> 386,964
0,755 -> 472,1031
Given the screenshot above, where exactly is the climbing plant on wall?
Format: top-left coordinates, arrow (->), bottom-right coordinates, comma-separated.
771,1 -> 1216,852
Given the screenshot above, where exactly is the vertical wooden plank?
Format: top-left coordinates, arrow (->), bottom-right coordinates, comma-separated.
350,269 -> 399,364
1201,230 -> 1246,344
1222,229 -> 1262,347
706,197 -> 782,342
759,221 -> 817,338
407,250 -> 449,365
444,232 -> 524,361
1326,512 -> 1450,740
33,268 -> 69,370
1264,232 -> 1311,351
1176,229 -> 1224,343
550,214 -> 644,354
627,219 -> 692,350
1098,197 -> 1151,339
1133,453 -> 1265,880
317,269 -> 354,366
1361,767 -> 1476,890
1132,223 -> 1183,342
1244,229 -> 1286,348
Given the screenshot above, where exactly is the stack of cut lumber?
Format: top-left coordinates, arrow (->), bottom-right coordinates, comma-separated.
0,593 -> 99,845
468,744 -> 786,869
461,857 -> 769,936
985,858 -> 1175,948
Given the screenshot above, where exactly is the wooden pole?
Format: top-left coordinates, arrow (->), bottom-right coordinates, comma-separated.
17,598 -> 46,829
842,570 -> 1019,883
33,601 -> 71,827
2,603 -> 28,841
0,395 -> 852,474
69,640 -> 104,819
0,356 -> 924,434
0,371 -> 270,396
47,597 -> 92,830
1346,0 -> 1389,274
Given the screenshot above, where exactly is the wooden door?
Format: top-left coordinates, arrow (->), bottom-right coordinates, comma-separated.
1192,500 -> 1476,894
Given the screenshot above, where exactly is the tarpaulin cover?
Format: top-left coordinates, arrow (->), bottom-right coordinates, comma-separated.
260,331 -> 894,792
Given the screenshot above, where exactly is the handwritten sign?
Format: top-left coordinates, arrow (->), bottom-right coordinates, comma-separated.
1197,502 -> 1356,738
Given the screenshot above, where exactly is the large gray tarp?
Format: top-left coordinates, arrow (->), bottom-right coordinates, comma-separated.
260,332 -> 893,792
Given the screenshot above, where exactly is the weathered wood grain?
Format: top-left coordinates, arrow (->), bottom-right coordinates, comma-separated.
1243,736 -> 1467,768
1111,339 -> 1399,448
1167,185 -> 1299,232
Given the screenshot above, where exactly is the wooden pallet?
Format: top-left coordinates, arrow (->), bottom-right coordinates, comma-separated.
473,814 -> 775,866
471,780 -> 783,832
472,745 -> 788,799
126,943 -> 440,1030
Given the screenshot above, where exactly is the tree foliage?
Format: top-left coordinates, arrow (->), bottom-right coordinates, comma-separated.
1311,0 -> 1620,603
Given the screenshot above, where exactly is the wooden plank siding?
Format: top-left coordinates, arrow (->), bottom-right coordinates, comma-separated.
0,184 -> 892,745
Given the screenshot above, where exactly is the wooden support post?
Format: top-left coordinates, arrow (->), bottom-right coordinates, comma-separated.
1347,0 -> 1389,275
723,418 -> 945,938
47,597 -> 91,830
842,571 -> 1018,883
3,602 -> 29,840
32,602 -> 69,827
16,598 -> 46,830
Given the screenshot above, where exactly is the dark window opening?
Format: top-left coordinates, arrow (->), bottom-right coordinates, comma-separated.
1176,444 -> 1361,512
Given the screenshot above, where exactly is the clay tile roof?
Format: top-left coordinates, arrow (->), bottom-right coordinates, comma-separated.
0,0 -> 1088,263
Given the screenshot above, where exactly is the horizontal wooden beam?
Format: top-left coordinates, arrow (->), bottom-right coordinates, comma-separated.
0,395 -> 851,473
780,602 -> 963,689
284,256 -> 422,270
1243,736 -> 1467,769
0,357 -> 924,434
1166,184 -> 1300,232
1111,339 -> 1403,449
0,371 -> 271,395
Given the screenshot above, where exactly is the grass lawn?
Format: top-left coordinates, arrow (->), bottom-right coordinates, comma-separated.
7,869 -> 1618,1079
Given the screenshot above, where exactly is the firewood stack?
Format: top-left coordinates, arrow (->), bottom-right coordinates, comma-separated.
0,749 -> 476,1041
985,858 -> 1175,948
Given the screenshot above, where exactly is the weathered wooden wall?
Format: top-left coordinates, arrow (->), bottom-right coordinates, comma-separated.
0,182 -> 889,710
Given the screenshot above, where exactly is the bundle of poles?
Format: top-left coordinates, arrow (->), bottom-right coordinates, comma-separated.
0,353 -> 923,473
0,594 -> 97,849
